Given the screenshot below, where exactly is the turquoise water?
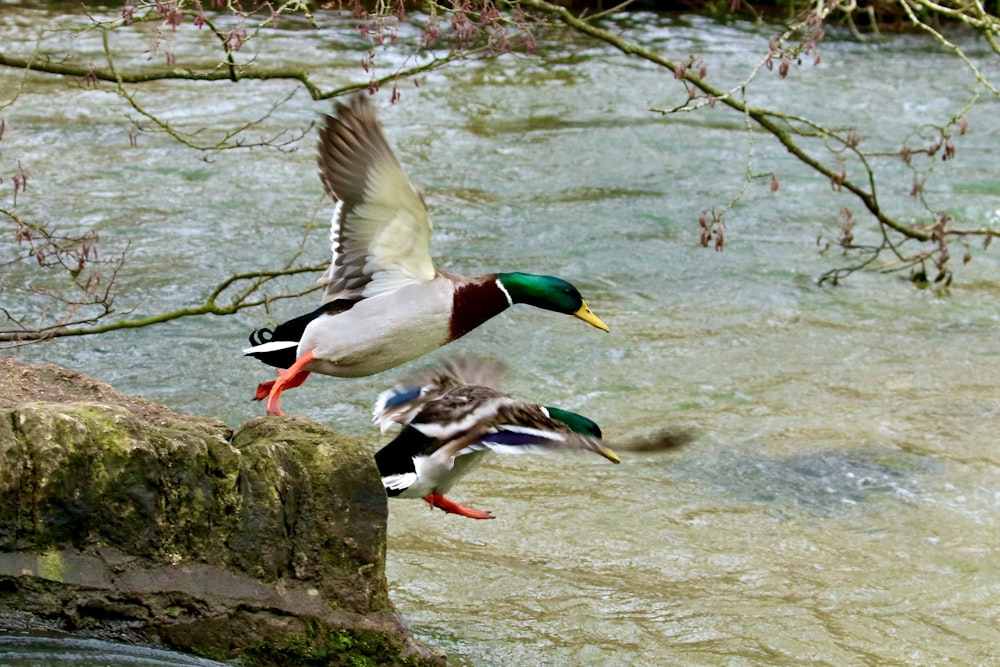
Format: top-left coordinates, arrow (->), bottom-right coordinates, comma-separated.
2,5 -> 1000,665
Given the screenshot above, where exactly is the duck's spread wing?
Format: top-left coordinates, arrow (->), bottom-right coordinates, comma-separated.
371,371 -> 462,434
372,380 -> 444,435
371,359 -> 509,433
316,94 -> 435,303
458,404 -> 621,463
465,426 -> 620,463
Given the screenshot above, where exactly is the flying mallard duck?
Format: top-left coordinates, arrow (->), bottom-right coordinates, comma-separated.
372,359 -> 620,519
243,94 -> 609,416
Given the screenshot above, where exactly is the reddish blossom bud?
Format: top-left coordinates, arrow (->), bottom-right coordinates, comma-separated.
525,32 -> 538,53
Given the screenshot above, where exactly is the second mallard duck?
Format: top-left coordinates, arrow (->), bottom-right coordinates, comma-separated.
372,359 -> 620,519
243,94 -> 609,417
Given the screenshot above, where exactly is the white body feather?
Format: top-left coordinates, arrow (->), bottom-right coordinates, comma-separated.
298,278 -> 454,377
388,449 -> 493,498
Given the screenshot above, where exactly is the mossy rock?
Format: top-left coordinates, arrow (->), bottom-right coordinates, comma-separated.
0,355 -> 444,667
245,623 -> 436,667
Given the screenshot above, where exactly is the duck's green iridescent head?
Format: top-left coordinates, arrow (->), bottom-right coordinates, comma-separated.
496,272 -> 609,332
545,406 -> 620,464
545,407 -> 603,438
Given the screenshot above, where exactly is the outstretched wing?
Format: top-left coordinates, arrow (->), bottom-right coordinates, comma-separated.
371,372 -> 458,434
372,382 -> 439,435
413,399 -> 620,463
316,94 -> 435,303
458,421 -> 620,464
371,358 -> 508,433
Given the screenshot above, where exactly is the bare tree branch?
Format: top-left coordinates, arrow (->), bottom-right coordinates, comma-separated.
514,0 -> 1000,283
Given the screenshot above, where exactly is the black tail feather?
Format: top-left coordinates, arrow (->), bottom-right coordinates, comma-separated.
246,299 -> 359,369
248,327 -> 275,347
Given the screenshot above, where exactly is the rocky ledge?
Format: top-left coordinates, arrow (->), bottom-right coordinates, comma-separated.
0,355 -> 444,666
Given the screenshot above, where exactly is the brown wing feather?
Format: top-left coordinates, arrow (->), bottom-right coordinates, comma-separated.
315,94 -> 435,304
317,95 -> 399,205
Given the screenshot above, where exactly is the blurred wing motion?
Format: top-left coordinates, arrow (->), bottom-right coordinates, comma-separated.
372,357 -> 507,433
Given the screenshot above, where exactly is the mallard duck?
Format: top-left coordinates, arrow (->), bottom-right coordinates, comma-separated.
372,359 -> 620,519
243,94 -> 609,416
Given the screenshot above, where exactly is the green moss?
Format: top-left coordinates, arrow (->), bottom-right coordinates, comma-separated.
35,551 -> 65,582
243,623 -> 427,667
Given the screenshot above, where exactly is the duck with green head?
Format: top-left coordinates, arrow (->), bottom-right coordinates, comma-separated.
244,94 -> 609,416
372,359 -> 620,519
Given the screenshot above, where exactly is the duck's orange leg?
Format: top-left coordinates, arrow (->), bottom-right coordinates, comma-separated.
423,493 -> 494,520
264,350 -> 315,417
254,367 -> 311,400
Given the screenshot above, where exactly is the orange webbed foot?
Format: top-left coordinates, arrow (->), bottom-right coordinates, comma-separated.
254,380 -> 276,401
423,493 -> 494,520
261,351 -> 315,417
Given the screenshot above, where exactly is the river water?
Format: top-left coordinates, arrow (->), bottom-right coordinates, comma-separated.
2,3 -> 1000,666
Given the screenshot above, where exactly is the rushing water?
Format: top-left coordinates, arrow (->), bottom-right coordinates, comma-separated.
2,4 -> 1000,665
0,634 -> 230,666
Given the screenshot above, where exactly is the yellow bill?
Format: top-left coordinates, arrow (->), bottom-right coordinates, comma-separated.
574,300 -> 610,333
